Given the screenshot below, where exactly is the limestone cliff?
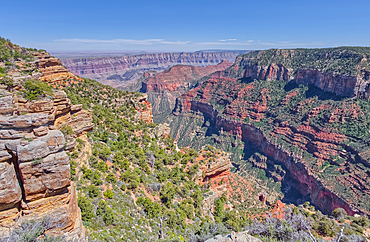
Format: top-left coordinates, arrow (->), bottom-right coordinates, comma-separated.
61,51 -> 246,88
0,50 -> 92,240
232,47 -> 370,99
0,90 -> 90,240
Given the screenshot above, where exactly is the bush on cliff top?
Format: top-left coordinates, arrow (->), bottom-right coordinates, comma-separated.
24,79 -> 53,101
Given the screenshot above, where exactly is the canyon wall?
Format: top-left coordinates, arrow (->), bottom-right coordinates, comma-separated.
235,47 -> 370,99
0,89 -> 92,240
295,69 -> 370,98
60,51 -> 246,88
173,98 -> 358,216
166,49 -> 370,215
0,51 -> 92,240
138,60 -> 233,122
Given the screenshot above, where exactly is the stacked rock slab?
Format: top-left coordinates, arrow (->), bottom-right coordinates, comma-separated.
0,88 -> 91,240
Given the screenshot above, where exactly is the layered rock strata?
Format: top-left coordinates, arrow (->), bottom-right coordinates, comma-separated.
127,60 -> 233,122
0,88 -> 91,240
232,48 -> 370,99
61,51 -> 246,88
194,150 -> 232,218
0,49 -> 93,239
169,50 -> 370,216
174,97 -> 358,215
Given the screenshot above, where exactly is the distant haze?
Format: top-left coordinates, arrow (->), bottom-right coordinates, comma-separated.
51,50 -> 249,59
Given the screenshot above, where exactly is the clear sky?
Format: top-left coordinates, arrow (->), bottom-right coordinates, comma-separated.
1,0 -> 369,52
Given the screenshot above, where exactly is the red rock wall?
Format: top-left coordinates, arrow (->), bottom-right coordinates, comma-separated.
240,61 -> 370,99
243,63 -> 290,81
173,97 -> 359,216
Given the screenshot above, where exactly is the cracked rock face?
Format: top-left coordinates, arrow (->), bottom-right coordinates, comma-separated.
0,85 -> 90,240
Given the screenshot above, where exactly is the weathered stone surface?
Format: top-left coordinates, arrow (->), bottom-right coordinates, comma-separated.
296,69 -> 360,97
132,94 -> 153,124
65,138 -> 77,151
0,139 -> 21,154
0,161 -> 22,209
0,207 -> 20,230
0,49 -> 89,241
155,123 -> 171,138
71,104 -> 82,112
28,99 -> 54,113
63,109 -> 94,136
203,155 -> 232,178
205,231 -> 261,242
33,125 -> 49,136
19,183 -> 86,240
52,90 -> 68,101
0,94 -> 13,115
17,130 -> 65,162
19,151 -> 71,201
37,54 -> 76,83
0,113 -> 49,128
0,150 -> 12,162
0,127 -> 31,139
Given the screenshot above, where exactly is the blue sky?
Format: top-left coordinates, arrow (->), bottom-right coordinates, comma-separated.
1,0 -> 369,52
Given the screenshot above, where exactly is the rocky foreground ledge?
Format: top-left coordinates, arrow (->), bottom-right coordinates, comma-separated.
0,48 -> 94,240
0,88 -> 92,240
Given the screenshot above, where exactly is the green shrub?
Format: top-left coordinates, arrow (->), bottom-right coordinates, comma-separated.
83,169 -> 93,180
92,171 -> 103,185
332,208 -> 347,220
88,185 -> 100,198
24,79 -> 53,100
78,196 -> 94,222
104,189 -> 114,199
106,173 -> 117,183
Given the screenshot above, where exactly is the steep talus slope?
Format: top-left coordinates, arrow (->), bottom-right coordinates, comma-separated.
167,47 -> 370,216
0,39 -> 92,240
126,60 -> 233,122
61,51 -> 245,88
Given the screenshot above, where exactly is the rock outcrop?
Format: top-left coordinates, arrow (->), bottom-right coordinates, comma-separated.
34,52 -> 77,83
61,51 -> 246,88
193,148 -> 232,218
205,231 -> 261,242
0,50 -> 92,240
295,68 -> 370,98
0,88 -> 90,240
131,93 -> 153,124
244,63 -> 290,82
113,93 -> 154,124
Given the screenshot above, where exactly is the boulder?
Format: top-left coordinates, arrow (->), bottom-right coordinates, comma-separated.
0,161 -> 22,210
0,94 -> 13,115
17,130 -> 65,162
0,113 -> 49,128
19,151 -> 71,201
